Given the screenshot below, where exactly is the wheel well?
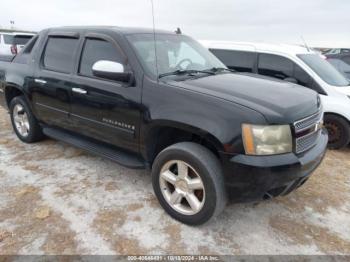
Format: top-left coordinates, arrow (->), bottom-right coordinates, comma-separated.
324,112 -> 350,125
5,86 -> 23,108
146,126 -> 221,164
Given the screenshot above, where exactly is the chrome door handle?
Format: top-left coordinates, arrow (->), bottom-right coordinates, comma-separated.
34,79 -> 47,84
72,88 -> 87,94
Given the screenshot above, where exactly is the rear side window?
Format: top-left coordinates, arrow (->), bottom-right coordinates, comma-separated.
79,38 -> 123,78
210,49 -> 256,73
3,34 -> 14,44
13,35 -> 33,45
43,37 -> 79,74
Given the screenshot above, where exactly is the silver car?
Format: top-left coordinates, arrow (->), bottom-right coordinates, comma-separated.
0,32 -> 35,56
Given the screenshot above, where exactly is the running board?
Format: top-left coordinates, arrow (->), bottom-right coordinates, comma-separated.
43,127 -> 146,169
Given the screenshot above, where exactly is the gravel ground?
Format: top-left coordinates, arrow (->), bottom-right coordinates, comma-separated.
0,106 -> 349,255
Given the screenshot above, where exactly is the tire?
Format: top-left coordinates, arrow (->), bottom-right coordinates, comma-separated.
9,96 -> 44,143
324,114 -> 350,149
152,142 -> 227,225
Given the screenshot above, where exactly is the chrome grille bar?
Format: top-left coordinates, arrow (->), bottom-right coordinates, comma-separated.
294,110 -> 323,154
294,110 -> 323,133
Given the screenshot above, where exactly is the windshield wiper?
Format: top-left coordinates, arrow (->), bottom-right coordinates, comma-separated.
158,69 -> 215,79
206,67 -> 236,73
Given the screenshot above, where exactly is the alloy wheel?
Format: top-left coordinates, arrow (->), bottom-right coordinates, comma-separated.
13,104 -> 30,137
159,160 -> 205,216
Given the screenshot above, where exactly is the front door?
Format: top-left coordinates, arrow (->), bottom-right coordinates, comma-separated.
69,36 -> 142,153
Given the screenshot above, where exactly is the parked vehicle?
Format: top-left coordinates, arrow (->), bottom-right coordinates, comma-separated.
324,48 -> 350,56
328,58 -> 350,80
325,49 -> 350,66
0,32 -> 35,56
0,27 -> 327,225
205,41 -> 350,149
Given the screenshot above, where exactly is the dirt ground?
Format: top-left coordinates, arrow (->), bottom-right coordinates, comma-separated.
0,106 -> 349,255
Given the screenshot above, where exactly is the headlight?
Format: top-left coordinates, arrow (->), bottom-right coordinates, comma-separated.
242,124 -> 293,155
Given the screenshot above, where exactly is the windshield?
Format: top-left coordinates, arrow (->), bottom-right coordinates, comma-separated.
127,33 -> 226,78
297,54 -> 349,87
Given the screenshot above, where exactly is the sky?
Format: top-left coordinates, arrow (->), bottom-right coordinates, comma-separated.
0,0 -> 349,47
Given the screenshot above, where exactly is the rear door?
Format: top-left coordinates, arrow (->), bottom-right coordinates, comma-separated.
32,33 -> 80,129
69,34 -> 142,152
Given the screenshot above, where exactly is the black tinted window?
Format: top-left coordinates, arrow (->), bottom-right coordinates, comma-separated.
43,37 -> 79,74
14,35 -> 33,45
258,53 -> 315,88
294,64 -> 312,87
210,49 -> 256,72
258,54 -> 294,80
79,39 -> 123,77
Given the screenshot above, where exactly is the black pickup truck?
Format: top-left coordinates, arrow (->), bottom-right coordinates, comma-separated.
0,26 -> 327,225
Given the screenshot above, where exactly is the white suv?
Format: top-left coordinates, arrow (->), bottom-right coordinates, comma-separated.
0,32 -> 35,56
202,41 -> 350,149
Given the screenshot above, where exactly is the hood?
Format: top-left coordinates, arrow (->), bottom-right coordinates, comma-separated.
168,73 -> 320,124
334,86 -> 350,96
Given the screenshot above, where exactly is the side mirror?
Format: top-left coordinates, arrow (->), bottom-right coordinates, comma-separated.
92,60 -> 132,83
284,77 -> 298,84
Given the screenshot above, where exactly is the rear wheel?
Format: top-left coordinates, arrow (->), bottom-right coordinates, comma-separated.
152,142 -> 227,225
324,114 -> 350,149
9,96 -> 44,143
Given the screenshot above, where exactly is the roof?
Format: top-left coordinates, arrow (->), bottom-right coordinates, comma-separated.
46,26 -> 175,35
0,31 -> 36,36
200,40 -> 315,56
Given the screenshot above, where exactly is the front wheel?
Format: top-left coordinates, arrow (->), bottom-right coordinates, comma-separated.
152,142 -> 227,225
324,114 -> 350,149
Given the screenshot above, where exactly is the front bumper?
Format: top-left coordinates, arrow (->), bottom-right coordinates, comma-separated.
221,128 -> 328,203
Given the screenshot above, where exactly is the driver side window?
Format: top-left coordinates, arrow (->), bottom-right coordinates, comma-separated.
258,53 -> 294,80
258,53 -> 313,88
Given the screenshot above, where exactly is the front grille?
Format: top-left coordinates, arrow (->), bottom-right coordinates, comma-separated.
294,110 -> 323,132
296,129 -> 321,153
293,110 -> 323,154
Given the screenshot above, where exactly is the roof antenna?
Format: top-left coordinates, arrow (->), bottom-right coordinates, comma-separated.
175,27 -> 182,34
150,0 -> 159,81
301,36 -> 311,52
